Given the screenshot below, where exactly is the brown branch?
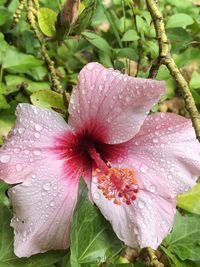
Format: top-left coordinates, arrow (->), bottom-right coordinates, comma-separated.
146,0 -> 200,141
139,247 -> 164,267
27,0 -> 67,95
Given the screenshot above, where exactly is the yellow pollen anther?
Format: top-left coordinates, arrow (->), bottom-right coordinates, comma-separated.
95,167 -> 139,205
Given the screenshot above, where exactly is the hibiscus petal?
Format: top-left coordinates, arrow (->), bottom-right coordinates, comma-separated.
8,159 -> 78,257
124,113 -> 200,198
91,181 -> 176,249
0,104 -> 70,184
68,62 -> 165,144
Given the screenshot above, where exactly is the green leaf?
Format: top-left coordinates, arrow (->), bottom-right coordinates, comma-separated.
72,0 -> 96,35
82,31 -> 112,55
116,48 -> 138,61
0,33 -> 9,65
70,179 -> 122,266
164,212 -> 200,261
189,71 -> 200,89
0,182 -> 9,206
5,75 -> 50,94
0,204 -> 66,267
102,8 -> 123,48
30,90 -> 66,111
177,184 -> 200,215
2,48 -> 43,73
38,8 -> 57,37
0,82 -> 20,95
0,101 -> 16,138
136,15 -> 147,34
161,246 -> 188,267
121,29 -> 139,42
166,0 -> 193,8
0,7 -> 11,26
0,95 -> 10,109
166,14 -> 194,29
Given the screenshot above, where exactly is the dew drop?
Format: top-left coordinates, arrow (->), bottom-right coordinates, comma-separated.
43,182 -> 51,191
134,141 -> 140,146
138,200 -> 145,209
35,133 -> 40,138
112,71 -> 119,76
92,177 -> 98,184
0,155 -> 11,163
153,138 -> 159,143
16,164 -> 23,172
86,63 -> 95,70
14,148 -> 20,153
18,128 -> 25,134
35,124 -> 43,132
93,192 -> 100,200
140,165 -> 148,173
50,201 -> 55,207
125,96 -> 131,103
33,150 -> 41,156
149,185 -> 156,193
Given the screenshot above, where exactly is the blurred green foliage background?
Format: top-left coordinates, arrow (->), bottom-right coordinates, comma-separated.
0,0 -> 200,266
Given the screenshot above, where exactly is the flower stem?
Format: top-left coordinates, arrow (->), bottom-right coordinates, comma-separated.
140,247 -> 164,267
146,0 -> 200,141
146,247 -> 164,267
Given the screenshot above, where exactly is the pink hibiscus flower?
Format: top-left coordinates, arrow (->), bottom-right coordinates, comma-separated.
0,62 -> 199,258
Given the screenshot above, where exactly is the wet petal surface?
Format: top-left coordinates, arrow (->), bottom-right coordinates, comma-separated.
68,62 -> 165,144
0,104 -> 71,184
91,180 -> 176,249
9,159 -> 78,257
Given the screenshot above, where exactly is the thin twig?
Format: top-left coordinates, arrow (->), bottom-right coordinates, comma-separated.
146,0 -> 200,141
146,247 -> 164,267
139,247 -> 164,267
27,0 -> 67,95
12,0 -> 26,28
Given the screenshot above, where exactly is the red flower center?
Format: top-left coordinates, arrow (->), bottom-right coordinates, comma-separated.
53,131 -> 139,205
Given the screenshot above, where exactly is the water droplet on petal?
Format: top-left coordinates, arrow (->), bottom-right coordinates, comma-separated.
35,133 -> 40,138
93,192 -> 100,200
33,150 -> 41,156
18,128 -> 25,134
140,165 -> 148,173
35,124 -> 43,132
0,155 -> 11,163
125,96 -> 131,103
149,185 -> 156,193
14,148 -> 20,153
43,182 -> 51,191
86,63 -> 95,71
153,138 -> 159,143
138,200 -> 145,209
134,141 -> 140,146
50,201 -> 55,207
16,164 -> 23,172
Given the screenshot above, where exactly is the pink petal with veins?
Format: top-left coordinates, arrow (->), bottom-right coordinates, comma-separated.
0,104 -> 70,184
91,181 -> 176,249
91,112 -> 200,249
123,112 -> 200,198
0,104 -> 91,257
68,62 -> 166,144
9,160 -> 78,257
